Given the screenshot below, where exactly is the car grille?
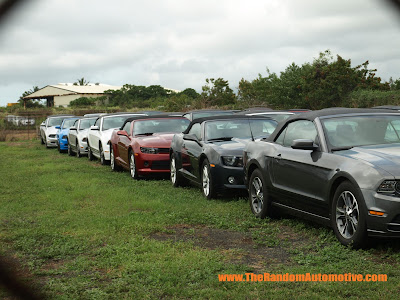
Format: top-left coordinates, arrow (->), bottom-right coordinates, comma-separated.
158,148 -> 170,154
151,161 -> 170,170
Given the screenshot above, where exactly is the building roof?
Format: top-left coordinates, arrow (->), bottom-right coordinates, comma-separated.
23,84 -> 122,99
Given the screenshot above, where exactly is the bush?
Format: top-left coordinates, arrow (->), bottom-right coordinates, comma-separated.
345,89 -> 400,108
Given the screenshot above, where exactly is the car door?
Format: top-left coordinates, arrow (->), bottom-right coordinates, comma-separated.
181,123 -> 203,182
117,121 -> 132,167
88,117 -> 101,156
270,120 -> 332,216
69,119 -> 79,150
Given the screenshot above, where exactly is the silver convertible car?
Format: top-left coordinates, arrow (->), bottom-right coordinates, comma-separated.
243,108 -> 400,247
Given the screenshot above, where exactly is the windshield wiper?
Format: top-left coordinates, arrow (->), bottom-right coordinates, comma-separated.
135,132 -> 154,136
207,137 -> 233,142
331,146 -> 354,151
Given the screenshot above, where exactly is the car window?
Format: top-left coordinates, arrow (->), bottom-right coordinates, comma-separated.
61,119 -> 77,129
122,122 -> 131,134
275,127 -> 287,145
102,116 -> 137,131
79,118 -> 96,130
188,123 -> 201,139
282,120 -> 318,147
183,113 -> 190,120
48,117 -> 64,127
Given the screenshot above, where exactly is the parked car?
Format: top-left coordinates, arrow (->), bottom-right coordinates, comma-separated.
110,116 -> 190,178
56,117 -> 80,152
87,113 -> 146,164
170,115 -> 278,198
40,115 -> 75,148
67,116 -> 100,157
182,109 -> 236,121
243,108 -> 400,247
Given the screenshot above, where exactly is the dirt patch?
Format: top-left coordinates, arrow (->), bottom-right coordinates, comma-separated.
0,130 -> 39,142
150,224 -> 312,272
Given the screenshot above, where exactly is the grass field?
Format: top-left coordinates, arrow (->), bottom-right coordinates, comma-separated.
1,140 -> 400,299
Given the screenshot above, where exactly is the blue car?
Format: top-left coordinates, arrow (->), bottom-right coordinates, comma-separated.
56,117 -> 80,152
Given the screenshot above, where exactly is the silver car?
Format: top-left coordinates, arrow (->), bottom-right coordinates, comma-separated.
68,116 -> 98,157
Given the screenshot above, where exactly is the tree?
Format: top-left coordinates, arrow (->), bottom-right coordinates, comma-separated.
74,77 -> 90,86
18,86 -> 42,109
179,88 -> 199,99
200,78 -> 236,107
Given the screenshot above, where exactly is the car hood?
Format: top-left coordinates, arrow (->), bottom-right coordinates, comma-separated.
208,138 -> 251,155
46,126 -> 59,135
336,144 -> 400,176
136,133 -> 175,147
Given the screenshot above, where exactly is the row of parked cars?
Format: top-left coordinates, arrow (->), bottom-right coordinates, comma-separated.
39,106 -> 400,248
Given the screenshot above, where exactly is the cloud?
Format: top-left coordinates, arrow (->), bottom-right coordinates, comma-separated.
0,0 -> 399,106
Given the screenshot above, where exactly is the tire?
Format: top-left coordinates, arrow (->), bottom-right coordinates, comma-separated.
99,144 -> 109,165
110,145 -> 121,171
201,159 -> 216,199
67,143 -> 73,156
331,181 -> 368,248
129,151 -> 139,179
249,169 -> 271,219
76,140 -> 81,158
170,154 -> 185,187
88,144 -> 95,161
41,137 -> 44,145
45,137 -> 49,149
57,143 -> 62,153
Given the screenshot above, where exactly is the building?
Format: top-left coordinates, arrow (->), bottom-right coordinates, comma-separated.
22,83 -> 122,107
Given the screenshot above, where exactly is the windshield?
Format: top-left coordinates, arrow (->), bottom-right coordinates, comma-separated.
102,115 -> 141,131
192,111 -> 233,120
133,118 -> 190,135
322,115 -> 400,149
79,118 -> 97,130
61,119 -> 78,129
205,119 -> 277,141
48,117 -> 65,127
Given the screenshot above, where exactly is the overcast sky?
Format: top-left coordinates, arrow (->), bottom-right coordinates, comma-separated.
0,0 -> 399,106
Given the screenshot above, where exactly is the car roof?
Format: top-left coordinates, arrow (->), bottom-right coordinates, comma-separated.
120,115 -> 189,130
184,109 -> 235,113
183,115 -> 277,134
268,107 -> 400,141
372,105 -> 400,110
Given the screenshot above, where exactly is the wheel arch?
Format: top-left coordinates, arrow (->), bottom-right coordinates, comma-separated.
328,173 -> 361,214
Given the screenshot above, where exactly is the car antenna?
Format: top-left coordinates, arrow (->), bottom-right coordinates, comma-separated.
247,118 -> 254,141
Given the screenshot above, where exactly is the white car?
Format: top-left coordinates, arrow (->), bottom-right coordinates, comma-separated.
67,116 -> 99,157
40,115 -> 75,148
87,113 -> 146,164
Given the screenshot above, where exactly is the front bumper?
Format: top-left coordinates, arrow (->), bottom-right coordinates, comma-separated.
209,164 -> 246,193
361,189 -> 400,237
136,153 -> 170,175
46,135 -> 58,147
78,141 -> 89,154
59,138 -> 68,150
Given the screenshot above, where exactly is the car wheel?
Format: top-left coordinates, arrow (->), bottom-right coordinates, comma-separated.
170,154 -> 185,187
57,143 -> 62,153
110,146 -> 121,171
76,140 -> 81,158
99,144 -> 109,165
331,181 -> 368,248
249,169 -> 271,218
201,159 -> 215,199
68,143 -> 73,156
88,145 -> 95,161
129,151 -> 139,179
41,137 -> 44,145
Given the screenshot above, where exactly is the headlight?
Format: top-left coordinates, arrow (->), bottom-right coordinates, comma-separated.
140,147 -> 158,154
221,156 -> 243,167
377,180 -> 400,194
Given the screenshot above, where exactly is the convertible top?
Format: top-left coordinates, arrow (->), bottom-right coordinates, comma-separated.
183,114 -> 277,134
268,107 -> 400,141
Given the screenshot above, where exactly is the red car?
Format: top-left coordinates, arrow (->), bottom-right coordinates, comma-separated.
109,116 -> 190,179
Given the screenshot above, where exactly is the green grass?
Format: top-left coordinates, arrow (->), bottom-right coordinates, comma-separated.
1,140 -> 400,299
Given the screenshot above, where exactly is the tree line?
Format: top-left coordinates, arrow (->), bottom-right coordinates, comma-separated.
20,50 -> 400,110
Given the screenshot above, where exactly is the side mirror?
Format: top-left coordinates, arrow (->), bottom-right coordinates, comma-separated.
117,130 -> 129,137
55,125 -> 61,129
90,125 -> 99,131
291,139 -> 318,150
70,127 -> 77,131
183,134 -> 199,142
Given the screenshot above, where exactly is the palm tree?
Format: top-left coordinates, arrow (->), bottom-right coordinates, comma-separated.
74,77 -> 90,86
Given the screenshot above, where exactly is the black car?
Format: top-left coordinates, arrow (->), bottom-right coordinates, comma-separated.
243,108 -> 400,247
170,115 -> 278,198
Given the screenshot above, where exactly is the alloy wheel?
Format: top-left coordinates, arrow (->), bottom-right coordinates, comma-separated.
335,191 -> 360,239
250,176 -> 264,214
202,165 -> 210,196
